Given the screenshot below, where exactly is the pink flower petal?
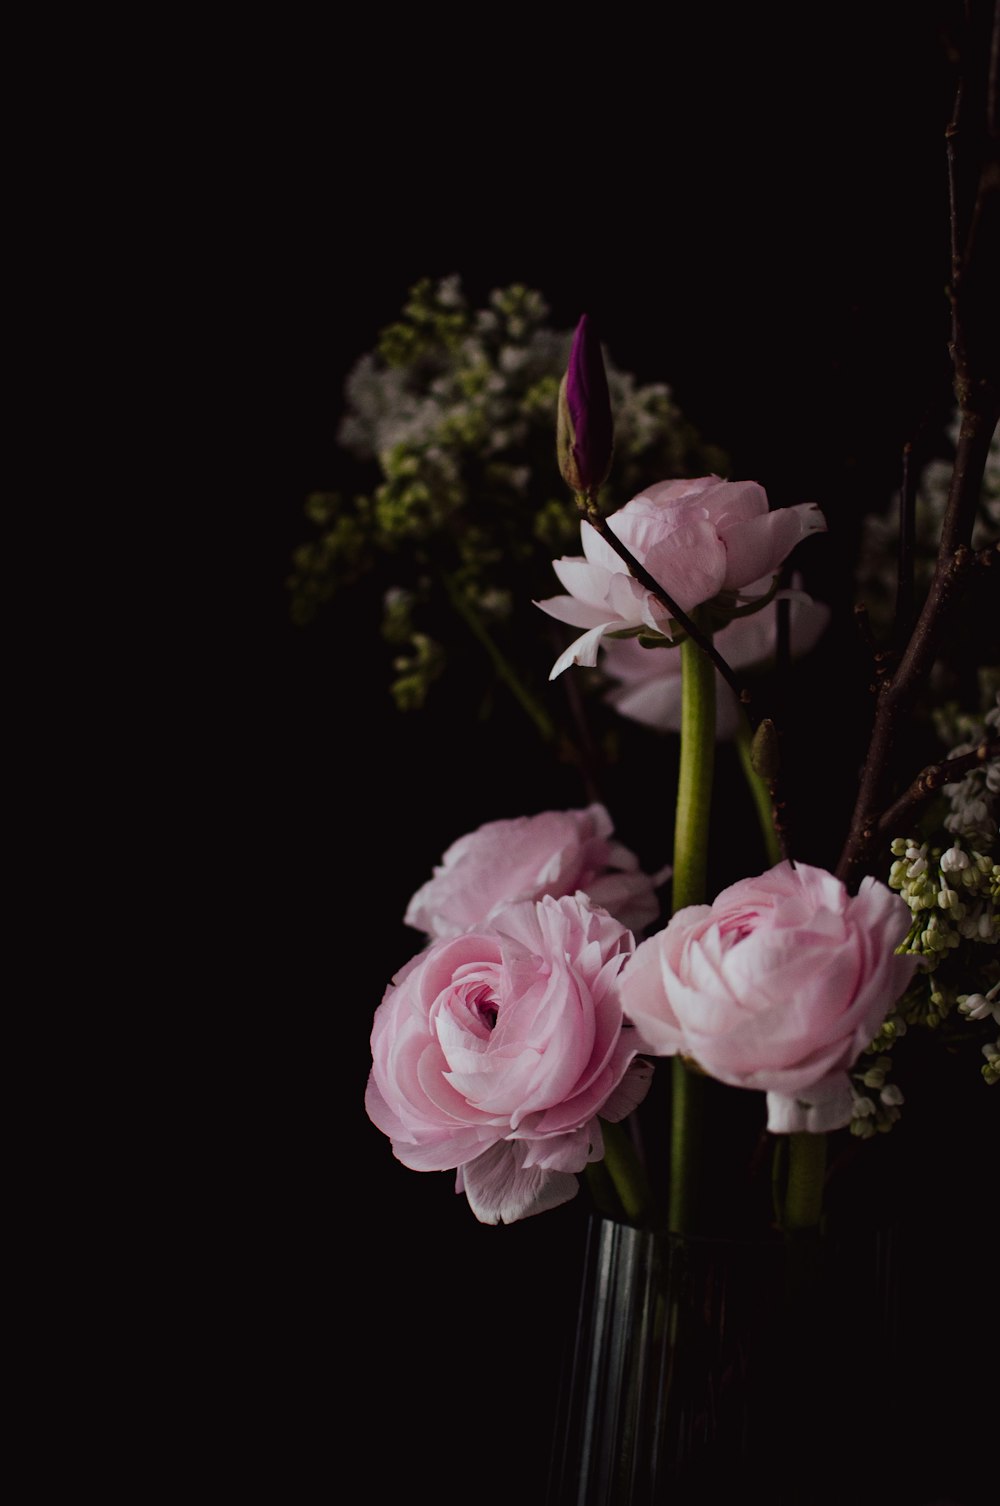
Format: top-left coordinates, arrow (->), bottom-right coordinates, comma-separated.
460,1141 -> 580,1225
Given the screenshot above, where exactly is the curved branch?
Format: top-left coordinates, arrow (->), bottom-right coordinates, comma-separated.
580,509 -> 749,713
873,738 -> 999,841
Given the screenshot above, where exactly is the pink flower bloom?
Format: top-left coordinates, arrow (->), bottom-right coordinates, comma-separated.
618,861 -> 917,1133
405,803 -> 665,939
535,476 -> 826,679
365,893 -> 653,1224
602,589 -> 830,738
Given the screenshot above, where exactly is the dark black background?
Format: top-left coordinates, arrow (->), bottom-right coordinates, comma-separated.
213,7 -> 994,1501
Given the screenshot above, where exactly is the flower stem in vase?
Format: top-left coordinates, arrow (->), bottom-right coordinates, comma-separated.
782,1131 -> 827,1234
600,1118 -> 657,1227
669,624 -> 716,1233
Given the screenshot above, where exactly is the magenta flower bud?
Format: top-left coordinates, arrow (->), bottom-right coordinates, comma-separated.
557,314 -> 613,495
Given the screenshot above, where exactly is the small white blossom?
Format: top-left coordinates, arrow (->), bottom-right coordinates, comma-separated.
959,993 -> 991,1020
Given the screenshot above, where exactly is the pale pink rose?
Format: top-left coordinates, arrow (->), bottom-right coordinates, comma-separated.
535,476 -> 826,678
405,803 -> 665,939
365,893 -> 653,1224
602,587 -> 830,738
619,861 -> 917,1133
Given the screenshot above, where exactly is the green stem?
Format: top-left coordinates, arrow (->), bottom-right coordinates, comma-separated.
443,573 -> 556,743
668,628 -> 716,1233
584,1160 -> 625,1223
782,1132 -> 827,1233
672,633 -> 717,912
735,723 -> 783,867
599,1120 -> 657,1226
668,1059 -> 703,1234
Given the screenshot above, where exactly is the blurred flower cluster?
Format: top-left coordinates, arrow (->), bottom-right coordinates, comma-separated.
289,277 -> 725,713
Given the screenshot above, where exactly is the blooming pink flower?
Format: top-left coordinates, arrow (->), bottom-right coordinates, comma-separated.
618,861 -> 917,1133
365,893 -> 653,1223
535,476 -> 826,679
602,589 -> 830,738
405,803 -> 665,939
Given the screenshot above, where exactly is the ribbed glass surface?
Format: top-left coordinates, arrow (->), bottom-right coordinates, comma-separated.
548,1217 -> 899,1505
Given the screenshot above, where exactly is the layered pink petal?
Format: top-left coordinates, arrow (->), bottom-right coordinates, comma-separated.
720,503 -> 826,590
540,477 -> 827,679
460,1142 -> 580,1225
623,862 -> 917,1131
366,892 -> 649,1224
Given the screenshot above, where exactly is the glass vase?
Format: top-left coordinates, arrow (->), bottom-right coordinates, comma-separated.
547,1215 -> 900,1506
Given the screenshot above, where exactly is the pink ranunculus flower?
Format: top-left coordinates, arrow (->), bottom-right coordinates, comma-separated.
365,893 -> 653,1224
535,475 -> 826,679
602,587 -> 831,738
405,803 -> 665,940
618,861 -> 917,1133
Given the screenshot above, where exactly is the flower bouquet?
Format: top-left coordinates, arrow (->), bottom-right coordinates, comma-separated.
288,20 -> 997,1504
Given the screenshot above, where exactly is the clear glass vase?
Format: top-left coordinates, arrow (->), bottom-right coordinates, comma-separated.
547,1215 -> 901,1506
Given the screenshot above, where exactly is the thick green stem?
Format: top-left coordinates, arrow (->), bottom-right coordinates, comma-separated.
668,1059 -> 703,1234
782,1132 -> 827,1233
584,1160 -> 625,1223
735,723 -> 783,867
672,634 -> 717,912
599,1119 -> 657,1226
668,629 -> 716,1233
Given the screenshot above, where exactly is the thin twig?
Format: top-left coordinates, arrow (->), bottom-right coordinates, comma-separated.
443,572 -> 557,744
895,440 -> 917,644
946,79 -> 967,399
872,738 -> 999,840
836,541 -> 991,886
989,0 -> 999,137
836,22 -> 1000,890
580,508 -> 749,712
853,601 -> 878,656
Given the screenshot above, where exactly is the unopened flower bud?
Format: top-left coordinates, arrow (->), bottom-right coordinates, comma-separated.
880,1083 -> 904,1106
557,314 -> 613,496
750,718 -> 781,782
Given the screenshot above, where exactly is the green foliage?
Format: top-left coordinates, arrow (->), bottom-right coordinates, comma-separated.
289,275 -> 727,725
289,493 -> 374,625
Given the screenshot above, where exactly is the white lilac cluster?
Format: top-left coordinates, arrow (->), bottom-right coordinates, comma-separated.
339,279 -> 567,490
875,693 -> 1000,1095
849,1052 -> 906,1139
291,277 -> 726,713
850,694 -> 999,1125
938,692 -> 1000,848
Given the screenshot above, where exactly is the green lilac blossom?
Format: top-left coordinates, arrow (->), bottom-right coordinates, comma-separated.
289,277 -> 725,722
852,692 -> 1000,1126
